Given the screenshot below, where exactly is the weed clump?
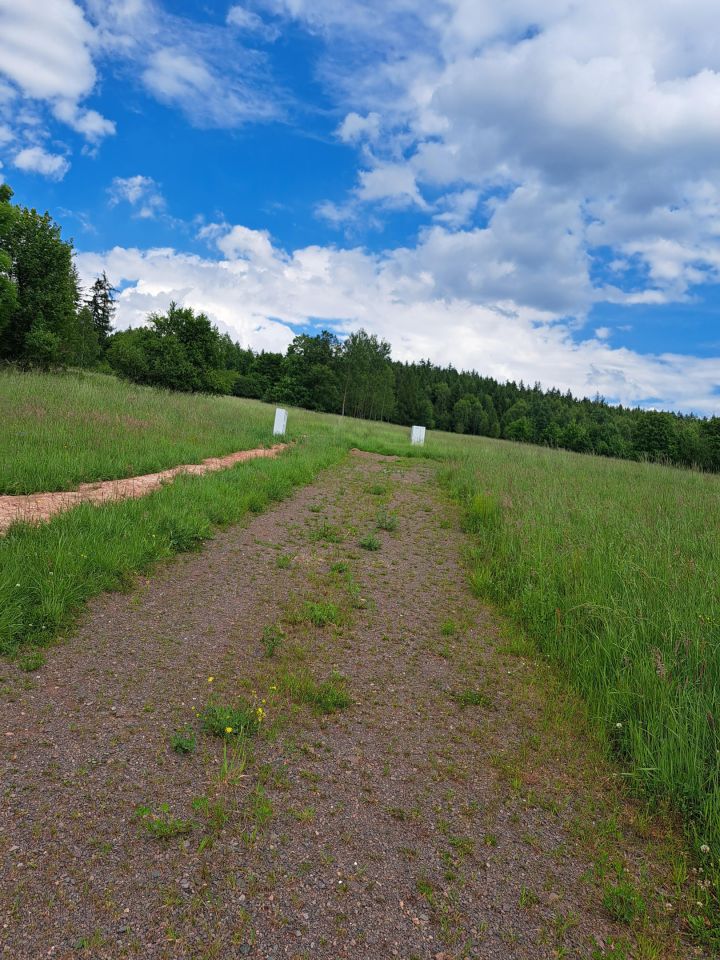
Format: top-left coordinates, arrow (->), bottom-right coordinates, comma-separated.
201,700 -> 262,739
261,624 -> 284,658
170,726 -> 196,754
308,520 -> 342,543
136,803 -> 194,839
359,534 -> 381,551
17,649 -> 44,672
453,689 -> 492,709
279,670 -> 351,714
376,508 -> 399,532
602,877 -> 646,924
301,600 -> 341,627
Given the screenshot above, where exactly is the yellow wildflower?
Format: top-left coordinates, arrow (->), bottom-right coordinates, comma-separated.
225,726 -> 233,734
208,676 -> 214,683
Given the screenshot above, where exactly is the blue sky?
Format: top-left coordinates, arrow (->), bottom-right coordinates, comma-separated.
2,0 -> 720,413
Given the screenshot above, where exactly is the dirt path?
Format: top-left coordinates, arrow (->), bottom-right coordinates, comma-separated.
0,444 -> 286,534
0,453 -> 701,959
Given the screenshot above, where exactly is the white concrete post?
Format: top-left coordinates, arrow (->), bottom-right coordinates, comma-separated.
273,407 -> 288,436
411,425 -> 426,446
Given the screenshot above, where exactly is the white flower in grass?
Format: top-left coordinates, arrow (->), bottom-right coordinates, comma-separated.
701,844 -> 710,854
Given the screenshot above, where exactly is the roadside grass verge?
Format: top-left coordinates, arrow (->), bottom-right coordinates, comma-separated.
0,435 -> 347,657
440,440 -> 720,930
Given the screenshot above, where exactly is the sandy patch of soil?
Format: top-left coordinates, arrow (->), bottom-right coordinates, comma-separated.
0,444 -> 286,534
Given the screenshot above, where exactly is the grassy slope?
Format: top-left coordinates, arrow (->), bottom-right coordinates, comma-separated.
443,441 -> 720,902
0,368 -> 446,494
0,369 -> 273,493
3,369 -> 720,927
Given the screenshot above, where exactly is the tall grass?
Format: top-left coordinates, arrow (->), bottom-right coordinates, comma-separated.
0,368 -> 447,493
441,439 -> 720,857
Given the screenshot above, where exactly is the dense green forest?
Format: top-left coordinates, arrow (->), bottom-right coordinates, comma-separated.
2,182 -> 720,470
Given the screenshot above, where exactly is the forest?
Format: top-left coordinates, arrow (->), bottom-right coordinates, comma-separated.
2,182 -> 719,471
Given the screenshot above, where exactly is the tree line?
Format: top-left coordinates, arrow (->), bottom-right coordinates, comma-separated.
90,305 -> 720,472
2,182 -> 720,471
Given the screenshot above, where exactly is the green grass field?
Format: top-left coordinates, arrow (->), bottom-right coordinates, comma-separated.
443,444 -> 720,858
0,368 -> 446,494
0,368 -> 273,493
3,367 -> 720,910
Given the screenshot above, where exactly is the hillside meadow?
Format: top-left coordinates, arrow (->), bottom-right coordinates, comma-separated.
2,367 -> 720,935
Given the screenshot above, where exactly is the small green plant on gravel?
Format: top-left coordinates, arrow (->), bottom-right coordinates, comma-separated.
359,533 -> 381,551
301,600 -> 342,627
308,519 -> 342,543
136,803 -> 194,839
261,624 -> 284,658
201,700 -> 262,739
591,942 -> 630,960
17,649 -> 45,672
416,878 -> 435,904
243,784 -> 273,843
453,689 -> 492,709
279,669 -> 351,714
74,931 -> 105,950
192,794 -> 230,830
346,578 -> 368,609
170,725 -> 196,754
217,739 -> 249,786
330,560 -> 349,574
602,876 -> 646,924
276,553 -> 292,569
258,762 -> 290,790
376,508 -> 399,531
368,483 -> 387,496
440,619 -> 458,636
519,886 -> 540,908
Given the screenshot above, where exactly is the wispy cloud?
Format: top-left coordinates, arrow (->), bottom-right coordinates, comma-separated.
108,174 -> 166,218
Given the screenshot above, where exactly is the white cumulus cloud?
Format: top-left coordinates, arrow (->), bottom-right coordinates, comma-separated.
0,0 -> 115,150
13,145 -> 70,180
76,222 -> 720,414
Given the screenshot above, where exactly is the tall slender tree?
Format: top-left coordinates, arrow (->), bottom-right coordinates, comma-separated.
85,271 -> 116,347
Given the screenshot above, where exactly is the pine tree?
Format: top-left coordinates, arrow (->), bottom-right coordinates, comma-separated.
85,271 -> 116,347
